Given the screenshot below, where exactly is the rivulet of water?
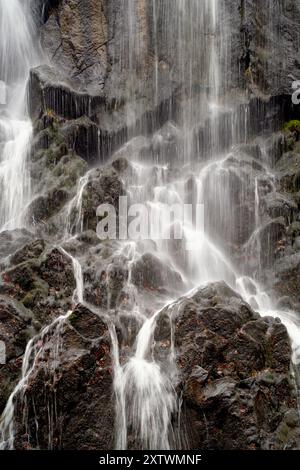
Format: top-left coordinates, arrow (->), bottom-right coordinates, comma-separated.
0,0 -> 40,230
0,0 -> 299,452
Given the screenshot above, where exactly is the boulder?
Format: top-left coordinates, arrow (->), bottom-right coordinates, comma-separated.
0,246 -> 75,325
0,230 -> 34,264
12,304 -> 114,450
28,65 -> 102,122
27,189 -> 69,224
276,152 -> 300,192
155,282 -> 300,449
131,253 -> 183,294
80,167 -> 126,231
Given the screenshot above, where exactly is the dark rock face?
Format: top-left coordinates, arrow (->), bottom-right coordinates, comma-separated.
81,168 -> 126,231
258,218 -> 287,268
0,297 -> 36,412
0,230 -> 34,263
276,151 -> 300,192
239,0 -> 300,98
0,0 -> 299,453
13,304 -> 114,450
156,282 -> 300,450
28,65 -> 103,122
131,253 -> 183,294
264,132 -> 300,302
40,0 -> 108,96
273,253 -> 300,304
0,241 -> 75,326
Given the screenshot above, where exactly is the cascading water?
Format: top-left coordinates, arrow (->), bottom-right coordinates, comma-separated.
107,0 -> 300,448
1,0 -> 300,452
0,0 -> 40,230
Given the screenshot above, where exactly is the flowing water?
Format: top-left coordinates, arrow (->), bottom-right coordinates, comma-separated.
0,0 -> 40,230
0,0 -> 300,451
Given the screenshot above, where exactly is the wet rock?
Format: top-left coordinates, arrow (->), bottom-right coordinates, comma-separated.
0,297 -> 35,362
233,142 -> 263,161
0,297 -> 37,414
276,296 -> 297,311
131,253 -> 183,294
39,248 -> 75,294
28,65 -> 102,122
151,122 -> 182,164
239,0 -> 300,98
61,117 -> 101,163
0,229 -> 34,262
273,252 -> 300,303
112,137 -> 151,162
13,304 -> 114,450
40,0 -> 108,96
287,221 -> 300,241
80,167 -> 126,231
262,192 -> 297,224
106,261 -> 129,308
276,152 -> 300,192
8,240 -> 46,267
1,246 -> 75,325
261,132 -> 287,166
258,218 -> 286,268
83,248 -> 130,310
27,188 -> 69,224
155,281 -> 300,450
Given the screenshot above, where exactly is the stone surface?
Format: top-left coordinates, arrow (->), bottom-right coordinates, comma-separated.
1,0 -> 300,452
13,304 -> 114,450
155,282 -> 300,450
131,253 -> 183,294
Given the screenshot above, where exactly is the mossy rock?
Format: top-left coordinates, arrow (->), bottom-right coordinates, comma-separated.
54,154 -> 87,189
19,272 -> 49,308
45,143 -> 68,168
69,310 -> 80,327
22,286 -> 48,309
283,120 -> 300,136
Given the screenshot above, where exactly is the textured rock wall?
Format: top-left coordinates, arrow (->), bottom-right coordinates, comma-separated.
32,0 -> 300,164
0,0 -> 299,452
241,0 -> 300,97
39,0 -> 300,98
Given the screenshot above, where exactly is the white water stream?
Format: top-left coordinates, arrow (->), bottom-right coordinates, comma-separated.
0,0 -> 299,452
0,0 -> 40,230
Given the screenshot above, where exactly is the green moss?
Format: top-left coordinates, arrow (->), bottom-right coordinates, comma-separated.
22,289 -> 41,308
283,120 -> 300,136
45,149 -> 58,167
69,310 -> 80,326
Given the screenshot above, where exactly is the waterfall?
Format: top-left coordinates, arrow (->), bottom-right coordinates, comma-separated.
108,0 -> 300,448
0,0 -> 40,230
0,0 -> 300,452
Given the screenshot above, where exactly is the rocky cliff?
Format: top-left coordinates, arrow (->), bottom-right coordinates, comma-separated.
0,0 -> 300,451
